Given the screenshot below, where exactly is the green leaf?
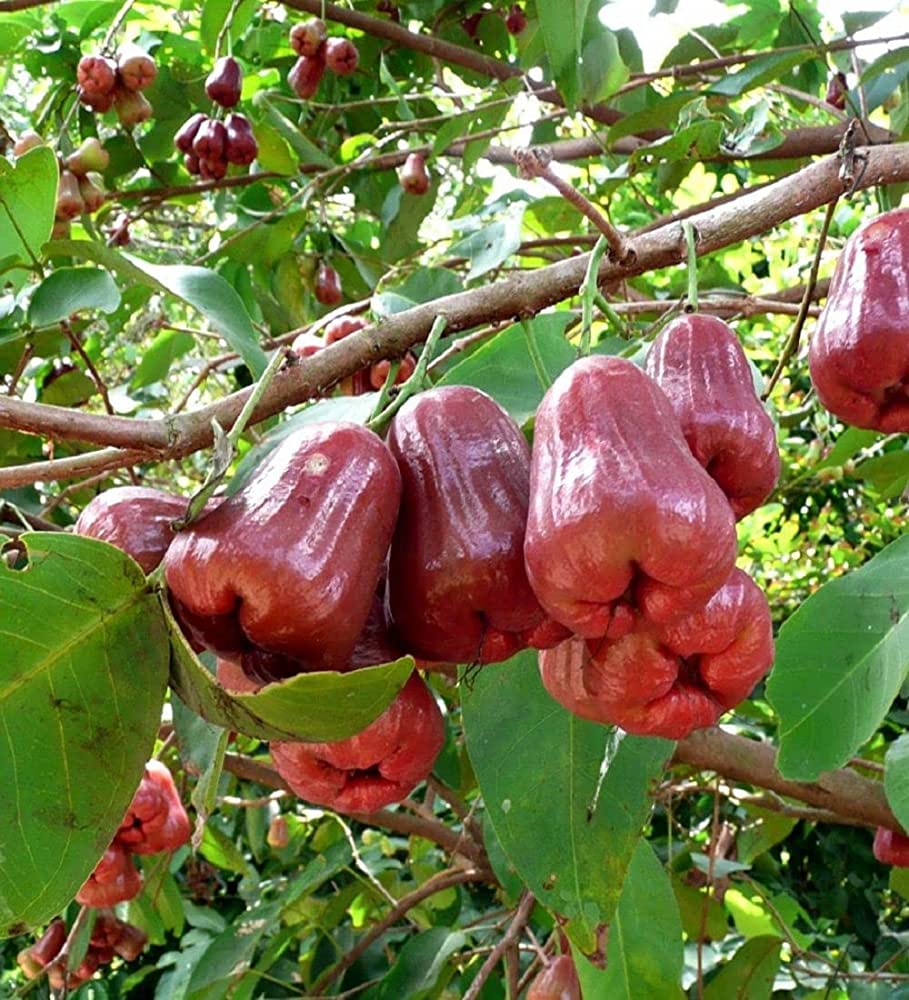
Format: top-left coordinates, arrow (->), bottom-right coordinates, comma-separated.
440,315 -> 575,426
736,807 -> 797,864
0,533 -> 169,936
608,92 -> 699,143
163,593 -> 413,742
363,928 -> 466,1000
768,534 -> 909,780
200,0 -> 258,54
29,266 -> 120,327
372,268 -> 464,318
580,29 -> 629,105
842,10 -> 893,34
39,367 -> 96,407
885,733 -> 909,831
855,451 -> 909,500
708,51 -> 808,96
251,93 -> 335,169
723,888 -> 812,949
462,653 -> 671,958
251,120 -> 297,176
131,329 -> 195,389
576,842 -> 684,998
703,935 -> 782,999
673,876 -> 729,941
0,12 -> 36,54
536,0 -> 594,108
0,146 -> 56,290
447,211 -> 525,282
816,426 -> 878,471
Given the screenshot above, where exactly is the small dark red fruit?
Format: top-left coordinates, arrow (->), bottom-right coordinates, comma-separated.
224,112 -> 258,165
324,37 -> 359,76
291,330 -> 323,357
290,18 -> 327,57
206,56 -> 243,109
825,72 -> 847,110
175,113 -> 207,154
315,262 -> 343,306
399,152 -> 430,195
199,156 -> 228,180
77,55 -> 118,98
192,118 -> 227,160
874,827 -> 909,866
288,53 -> 326,99
369,352 -> 415,390
505,4 -> 528,34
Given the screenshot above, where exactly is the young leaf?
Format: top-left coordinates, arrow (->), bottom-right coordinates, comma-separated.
28,266 -> 120,327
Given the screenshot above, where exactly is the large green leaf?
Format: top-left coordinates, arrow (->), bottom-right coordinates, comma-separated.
536,0 -> 594,108
28,266 -> 120,327
768,535 -> 909,780
576,841 -> 684,998
0,146 -> 56,290
885,733 -> 909,831
163,594 -> 413,743
703,935 -> 782,999
461,653 -> 671,958
131,329 -> 195,390
363,927 -> 466,1000
0,533 -> 169,936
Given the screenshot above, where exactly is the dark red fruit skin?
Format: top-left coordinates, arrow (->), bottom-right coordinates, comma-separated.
17,919 -> 66,979
369,352 -> 415,390
291,330 -> 323,357
75,486 -> 189,573
825,72 -> 847,109
399,152 -> 430,195
645,314 -> 780,519
290,19 -> 327,57
77,55 -> 117,98
217,656 -> 261,692
505,4 -> 528,35
164,422 -> 402,670
325,315 -> 367,343
527,954 -> 581,1000
184,153 -> 201,175
540,568 -> 774,740
387,386 -> 553,664
809,208 -> 909,432
192,118 -> 227,160
271,673 -> 444,813
315,263 -> 343,306
199,156 -> 228,180
224,113 -> 258,165
524,356 -> 738,635
175,113 -> 207,154
206,56 -> 242,109
873,827 -> 909,866
324,37 -> 359,76
76,843 -> 143,907
115,759 -> 192,854
288,53 -> 326,99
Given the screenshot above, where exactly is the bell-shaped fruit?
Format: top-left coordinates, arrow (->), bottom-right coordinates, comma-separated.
117,42 -> 157,91
225,112 -> 258,165
527,954 -> 581,1000
56,170 -> 85,221
77,55 -> 118,98
164,422 -> 401,669
267,814 -> 290,848
109,213 -> 131,245
271,673 -> 444,813
114,86 -> 153,126
873,827 -> 909,866
387,385 -> 552,663
825,72 -> 847,109
75,486 -> 191,573
17,919 -> 66,979
78,174 -> 106,213
325,314 -> 366,342
505,4 -> 528,35
184,153 -> 201,175
13,130 -> 45,157
290,18 -> 327,57
540,568 -> 774,740
324,37 -> 359,76
369,352 -> 415,390
76,843 -> 142,907
288,53 -> 326,99
809,208 -> 909,431
65,136 -> 109,176
525,356 -> 738,634
206,55 -> 242,108
399,152 -> 430,195
315,262 -> 343,305
112,922 -> 147,961
291,330 -> 323,357
199,156 -> 228,180
174,113 -> 207,154
645,314 -> 780,519
115,759 -> 192,854
192,118 -> 227,159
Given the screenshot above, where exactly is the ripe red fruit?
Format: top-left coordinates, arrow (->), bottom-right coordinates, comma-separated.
369,352 -> 416,390
184,153 -> 201,175
114,86 -> 153,126
315,262 -> 343,305
76,843 -> 142,907
462,13 -> 482,38
65,137 -> 109,176
206,55 -> 243,108
324,37 -> 359,76
56,170 -> 85,221
325,314 -> 367,342
13,130 -> 44,157
199,156 -> 228,180
271,673 -> 445,813
399,152 -> 430,195
17,919 -> 66,979
217,656 -> 261,693
527,954 -> 581,1000
77,54 -> 118,98
109,213 -> 131,245
290,18 -> 327,57
164,422 -> 401,669
809,208 -> 909,431
505,4 -> 528,34
115,759 -> 192,854
645,314 -> 780,519
117,42 -> 158,91
79,86 -> 115,113
825,72 -> 847,109
175,112 -> 207,154
192,118 -> 227,159
387,386 -> 556,663
873,827 -> 909,866
224,112 -> 258,165
288,53 -> 326,99
524,356 -> 737,634
291,330 -> 324,357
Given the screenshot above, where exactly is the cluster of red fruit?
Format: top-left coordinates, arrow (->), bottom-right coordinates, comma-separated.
75,760 -> 191,907
292,314 -> 416,395
287,19 -> 359,99
17,914 -> 147,991
173,56 -> 258,180
76,44 -> 157,126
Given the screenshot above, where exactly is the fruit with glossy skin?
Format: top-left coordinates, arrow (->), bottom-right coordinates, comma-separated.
369,352 -> 416,390
91,913 -> 148,962
645,314 -> 780,519
527,954 -> 581,1000
79,86 -> 116,113
77,54 -> 118,99
873,827 -> 909,866
271,673 -> 444,813
825,72 -> 847,109
115,759 -> 192,854
56,171 -> 85,221
525,356 -> 738,634
76,843 -> 143,907
387,386 -> 554,663
199,156 -> 228,180
17,919 -> 66,979
13,130 -> 44,157
78,174 -> 105,213
165,422 -> 401,669
65,136 -> 109,176
225,112 -> 258,165
184,153 -> 201,175
114,86 -> 153,126
290,18 -> 327,57
315,262 -> 343,306
192,118 -> 227,160
325,314 -> 367,343
174,113 -> 207,154
75,486 -> 192,573
809,209 -> 909,431
324,37 -> 359,76
540,568 -> 774,740
399,152 -> 430,195
206,56 -> 243,108
291,330 -> 323,357
288,53 -> 326,99
117,42 -> 157,91
505,4 -> 528,34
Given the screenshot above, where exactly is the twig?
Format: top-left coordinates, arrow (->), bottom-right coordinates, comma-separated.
60,319 -> 115,415
463,891 -> 536,1000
